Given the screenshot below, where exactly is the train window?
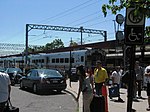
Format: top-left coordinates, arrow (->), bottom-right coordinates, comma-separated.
41,59 -> 44,63
60,58 -> 64,63
71,58 -> 74,63
39,59 -> 41,63
52,59 -> 55,63
56,58 -> 59,63
65,58 -> 69,63
32,60 -> 35,63
81,56 -> 84,62
46,57 -> 49,63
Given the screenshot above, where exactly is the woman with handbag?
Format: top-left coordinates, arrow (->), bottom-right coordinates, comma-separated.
76,65 -> 94,112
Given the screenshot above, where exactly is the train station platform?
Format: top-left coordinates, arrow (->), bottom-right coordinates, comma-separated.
65,79 -> 149,112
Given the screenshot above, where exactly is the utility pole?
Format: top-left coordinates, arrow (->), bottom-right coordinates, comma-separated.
25,24 -> 29,68
126,46 -> 136,112
113,20 -> 117,35
69,50 -> 72,87
80,26 -> 83,45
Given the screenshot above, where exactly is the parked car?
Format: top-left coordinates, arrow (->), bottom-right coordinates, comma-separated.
5,67 -> 23,85
0,67 -> 6,73
20,69 -> 67,94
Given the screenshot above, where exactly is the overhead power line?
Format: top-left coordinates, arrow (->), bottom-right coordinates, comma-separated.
0,43 -> 41,51
65,11 -> 100,26
74,15 -> 102,27
39,0 -> 98,24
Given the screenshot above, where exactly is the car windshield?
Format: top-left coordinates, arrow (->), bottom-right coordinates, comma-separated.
0,68 -> 6,72
7,68 -> 23,73
38,69 -> 62,77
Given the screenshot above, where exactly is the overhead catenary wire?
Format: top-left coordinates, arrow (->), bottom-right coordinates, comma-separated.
65,11 -> 101,26
38,0 -> 98,24
76,10 -> 125,28
73,15 -> 112,27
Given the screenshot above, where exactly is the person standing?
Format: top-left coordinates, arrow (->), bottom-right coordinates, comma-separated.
110,66 -> 124,102
134,61 -> 144,99
86,68 -> 95,94
0,72 -> 11,112
94,60 -> 108,95
144,64 -> 150,111
76,65 -> 93,112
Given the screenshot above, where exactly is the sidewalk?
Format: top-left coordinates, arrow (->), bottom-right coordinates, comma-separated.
65,79 -> 83,112
65,79 -> 149,112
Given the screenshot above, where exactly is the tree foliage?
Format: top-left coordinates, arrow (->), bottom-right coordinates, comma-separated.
102,0 -> 150,18
69,39 -> 78,47
45,39 -> 64,50
28,39 -> 64,52
102,0 -> 150,37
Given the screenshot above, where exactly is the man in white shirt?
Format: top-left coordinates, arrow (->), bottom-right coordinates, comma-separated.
144,65 -> 150,111
111,66 -> 124,102
134,61 -> 144,99
0,72 -> 11,112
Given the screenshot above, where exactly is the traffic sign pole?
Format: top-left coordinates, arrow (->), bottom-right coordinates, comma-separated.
126,45 -> 136,112
124,5 -> 146,112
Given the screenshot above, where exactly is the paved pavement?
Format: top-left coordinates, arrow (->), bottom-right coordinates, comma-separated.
65,79 -> 149,112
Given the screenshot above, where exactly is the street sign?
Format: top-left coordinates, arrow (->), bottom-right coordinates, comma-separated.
116,14 -> 124,24
116,31 -> 124,40
126,8 -> 145,26
125,25 -> 144,45
125,7 -> 145,45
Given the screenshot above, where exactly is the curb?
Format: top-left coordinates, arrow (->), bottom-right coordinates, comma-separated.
64,89 -> 79,112
64,89 -> 77,101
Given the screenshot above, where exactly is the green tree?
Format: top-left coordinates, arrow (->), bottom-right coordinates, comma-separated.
102,0 -> 150,17
45,39 -> 64,50
28,46 -> 45,53
28,39 -> 64,52
102,0 -> 150,36
69,39 -> 78,47
28,47 -> 34,53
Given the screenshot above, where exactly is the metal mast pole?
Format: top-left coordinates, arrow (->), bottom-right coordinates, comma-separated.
25,24 -> 29,68
127,46 -> 136,112
80,26 -> 83,45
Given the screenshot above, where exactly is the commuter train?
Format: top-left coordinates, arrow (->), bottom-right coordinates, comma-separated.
0,48 -> 106,71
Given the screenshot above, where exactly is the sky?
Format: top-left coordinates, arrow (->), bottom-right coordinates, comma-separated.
0,0 -> 149,47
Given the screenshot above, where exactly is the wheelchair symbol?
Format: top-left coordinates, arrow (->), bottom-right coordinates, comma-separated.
128,28 -> 141,41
